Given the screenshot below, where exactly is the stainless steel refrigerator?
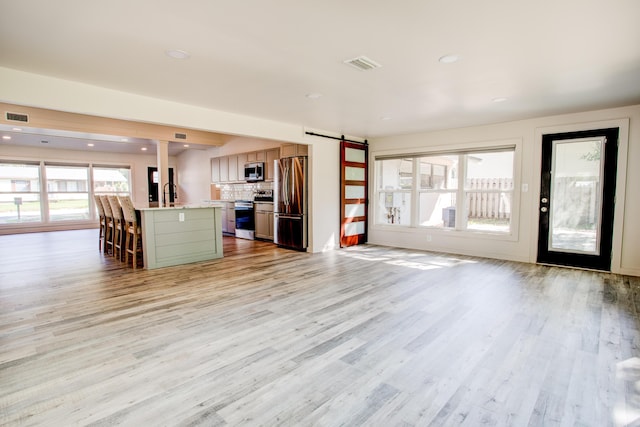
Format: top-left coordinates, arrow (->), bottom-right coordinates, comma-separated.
274,156 -> 308,250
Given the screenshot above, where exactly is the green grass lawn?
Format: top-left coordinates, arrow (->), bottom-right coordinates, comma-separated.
0,199 -> 90,213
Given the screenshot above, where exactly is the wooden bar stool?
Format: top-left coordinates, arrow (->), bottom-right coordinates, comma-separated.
107,195 -> 124,261
100,195 -> 115,256
118,195 -> 143,269
94,194 -> 106,252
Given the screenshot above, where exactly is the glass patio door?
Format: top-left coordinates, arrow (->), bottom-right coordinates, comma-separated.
537,128 -> 618,271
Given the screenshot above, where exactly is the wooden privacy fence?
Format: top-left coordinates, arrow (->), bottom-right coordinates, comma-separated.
466,178 -> 513,219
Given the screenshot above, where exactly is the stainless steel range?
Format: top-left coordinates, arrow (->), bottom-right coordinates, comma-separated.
234,200 -> 255,240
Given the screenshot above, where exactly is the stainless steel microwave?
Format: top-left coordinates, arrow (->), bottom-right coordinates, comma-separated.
244,162 -> 264,182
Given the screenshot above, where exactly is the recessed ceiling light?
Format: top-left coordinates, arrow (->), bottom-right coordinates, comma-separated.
2,135 -> 11,140
492,97 -> 508,103
121,138 -> 128,142
306,93 -> 322,99
141,147 -> 148,151
165,49 -> 191,60
438,54 -> 460,64
12,128 -> 22,132
183,144 -> 189,148
87,143 -> 95,147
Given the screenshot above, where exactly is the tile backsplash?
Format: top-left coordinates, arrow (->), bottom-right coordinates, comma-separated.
218,181 -> 273,201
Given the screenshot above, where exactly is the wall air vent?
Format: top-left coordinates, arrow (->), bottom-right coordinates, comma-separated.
6,112 -> 29,123
174,133 -> 187,140
343,55 -> 382,71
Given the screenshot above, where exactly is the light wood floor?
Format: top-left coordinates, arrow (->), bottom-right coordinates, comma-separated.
1,230 -> 639,426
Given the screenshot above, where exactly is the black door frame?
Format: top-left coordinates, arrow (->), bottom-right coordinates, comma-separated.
537,127 -> 619,271
147,167 -> 174,205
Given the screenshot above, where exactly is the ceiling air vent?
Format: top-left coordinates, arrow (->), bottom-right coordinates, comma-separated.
174,133 -> 187,140
6,112 -> 29,123
343,55 -> 382,71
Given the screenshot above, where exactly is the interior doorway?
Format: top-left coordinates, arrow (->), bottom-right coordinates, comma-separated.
147,167 -> 175,207
537,128 -> 619,271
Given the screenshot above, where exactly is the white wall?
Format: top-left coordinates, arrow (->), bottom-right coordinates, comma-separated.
369,104 -> 640,276
306,137 -> 341,252
175,149 -> 212,205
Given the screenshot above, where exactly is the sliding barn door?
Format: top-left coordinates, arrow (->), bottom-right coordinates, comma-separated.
340,140 -> 368,247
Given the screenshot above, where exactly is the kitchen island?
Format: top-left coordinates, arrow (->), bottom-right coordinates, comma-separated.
138,204 -> 223,269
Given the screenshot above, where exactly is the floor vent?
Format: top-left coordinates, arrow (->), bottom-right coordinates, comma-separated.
343,56 -> 382,71
6,112 -> 29,123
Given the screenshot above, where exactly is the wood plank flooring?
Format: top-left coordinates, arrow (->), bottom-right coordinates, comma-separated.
1,229 -> 639,426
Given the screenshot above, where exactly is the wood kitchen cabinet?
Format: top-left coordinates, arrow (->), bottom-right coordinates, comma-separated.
280,143 -> 308,158
221,203 -> 227,233
211,146 -> 280,183
211,157 -> 221,183
254,202 -> 274,240
265,148 -> 279,181
227,202 -> 235,234
236,153 -> 248,171
227,155 -> 238,182
212,155 -> 242,183
218,156 -> 229,182
246,151 -> 261,162
221,201 -> 235,235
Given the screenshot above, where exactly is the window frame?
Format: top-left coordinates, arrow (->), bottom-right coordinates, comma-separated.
44,163 -> 91,222
0,160 -> 43,225
92,165 -> 132,196
416,154 -> 460,229
0,159 -> 133,230
372,142 -> 520,241
375,158 -> 414,227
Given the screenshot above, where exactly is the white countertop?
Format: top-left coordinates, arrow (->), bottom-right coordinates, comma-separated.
138,203 -> 223,211
211,199 -> 273,204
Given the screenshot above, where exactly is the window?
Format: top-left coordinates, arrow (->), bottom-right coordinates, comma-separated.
376,159 -> 412,225
12,180 -> 31,192
418,155 -> 458,228
0,162 -> 42,224
46,164 -> 90,221
93,166 -> 131,195
375,147 -> 515,233
0,161 -> 133,228
464,151 -> 514,232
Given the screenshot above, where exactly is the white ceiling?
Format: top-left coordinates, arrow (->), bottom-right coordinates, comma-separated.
0,125 -> 205,156
1,0 -> 639,152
